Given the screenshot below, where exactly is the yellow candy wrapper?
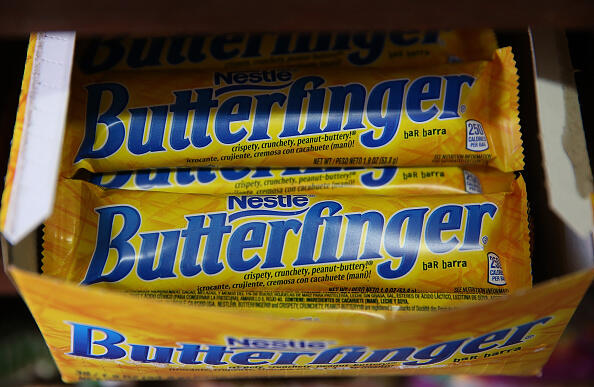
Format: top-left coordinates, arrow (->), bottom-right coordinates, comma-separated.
76,30 -> 497,73
10,266 -> 594,381
43,176 -> 530,293
63,47 -> 522,175
7,33 -> 594,382
88,167 -> 514,196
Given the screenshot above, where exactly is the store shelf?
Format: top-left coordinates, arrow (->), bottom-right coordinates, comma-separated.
1,1 -> 594,36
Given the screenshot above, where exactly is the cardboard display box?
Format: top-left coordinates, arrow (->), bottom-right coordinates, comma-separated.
1,31 -> 593,382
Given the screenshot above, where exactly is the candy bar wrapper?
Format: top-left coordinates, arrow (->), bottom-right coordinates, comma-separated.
42,176 -> 531,293
63,47 -> 522,175
76,30 -> 497,73
88,166 -> 514,196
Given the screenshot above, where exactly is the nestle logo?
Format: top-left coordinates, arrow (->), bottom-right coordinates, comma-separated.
226,336 -> 328,350
228,195 -> 309,210
213,70 -> 292,86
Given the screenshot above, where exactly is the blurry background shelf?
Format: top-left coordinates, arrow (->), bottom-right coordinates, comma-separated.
1,0 -> 594,36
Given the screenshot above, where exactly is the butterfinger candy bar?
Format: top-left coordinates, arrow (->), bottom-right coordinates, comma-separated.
76,30 -> 497,73
63,47 -> 522,175
42,176 -> 531,293
88,167 -> 514,196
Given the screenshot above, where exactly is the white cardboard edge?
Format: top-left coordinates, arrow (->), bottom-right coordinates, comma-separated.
3,32 -> 76,244
531,29 -> 594,268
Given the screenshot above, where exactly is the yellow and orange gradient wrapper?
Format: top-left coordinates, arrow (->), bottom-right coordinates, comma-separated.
76,30 -> 498,73
5,34 -> 594,381
88,166 -> 514,196
43,176 -> 531,293
62,47 -> 522,175
9,267 -> 593,381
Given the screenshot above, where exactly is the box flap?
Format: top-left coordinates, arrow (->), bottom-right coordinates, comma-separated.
0,32 -> 75,244
531,29 -> 594,237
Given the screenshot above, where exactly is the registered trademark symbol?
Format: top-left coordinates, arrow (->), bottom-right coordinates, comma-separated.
460,105 -> 466,113
366,260 -> 373,266
482,236 -> 488,244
